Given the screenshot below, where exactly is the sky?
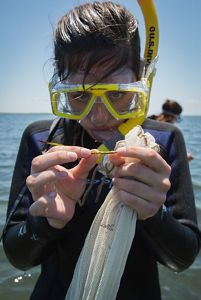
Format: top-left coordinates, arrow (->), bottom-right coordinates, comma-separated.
0,0 -> 201,115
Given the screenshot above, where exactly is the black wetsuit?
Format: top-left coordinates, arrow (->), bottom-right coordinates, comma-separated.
2,118 -> 200,300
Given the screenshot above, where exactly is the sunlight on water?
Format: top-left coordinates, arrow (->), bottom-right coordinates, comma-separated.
14,272 -> 32,283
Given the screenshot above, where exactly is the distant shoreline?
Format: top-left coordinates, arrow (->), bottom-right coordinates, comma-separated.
0,112 -> 52,115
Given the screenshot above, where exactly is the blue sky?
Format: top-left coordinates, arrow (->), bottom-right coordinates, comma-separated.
0,0 -> 201,115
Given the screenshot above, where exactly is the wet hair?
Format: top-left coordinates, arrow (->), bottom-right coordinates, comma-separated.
54,1 -> 141,83
162,100 -> 183,116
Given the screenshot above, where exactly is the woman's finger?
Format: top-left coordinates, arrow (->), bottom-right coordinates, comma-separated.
29,191 -> 76,222
47,146 -> 91,158
29,194 -> 51,216
114,162 -> 170,191
116,189 -> 160,220
71,154 -> 98,180
116,146 -> 171,174
113,177 -> 168,205
26,168 -> 68,197
31,150 -> 78,173
108,153 -> 125,166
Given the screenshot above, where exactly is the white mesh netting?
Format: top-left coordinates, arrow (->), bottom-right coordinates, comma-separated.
65,126 -> 159,300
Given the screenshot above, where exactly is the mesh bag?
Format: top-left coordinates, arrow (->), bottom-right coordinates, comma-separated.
65,126 -> 159,300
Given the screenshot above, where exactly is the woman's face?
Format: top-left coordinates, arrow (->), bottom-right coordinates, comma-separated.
67,64 -> 136,143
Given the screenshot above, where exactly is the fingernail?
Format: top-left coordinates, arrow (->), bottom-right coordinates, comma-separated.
59,171 -> 68,177
112,178 -> 117,184
48,191 -> 56,198
67,152 -> 78,161
116,147 -> 126,154
80,148 -> 91,157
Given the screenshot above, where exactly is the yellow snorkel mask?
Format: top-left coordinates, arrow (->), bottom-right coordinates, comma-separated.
50,80 -> 149,121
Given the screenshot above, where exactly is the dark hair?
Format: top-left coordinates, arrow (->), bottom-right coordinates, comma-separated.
162,100 -> 183,116
54,1 -> 141,83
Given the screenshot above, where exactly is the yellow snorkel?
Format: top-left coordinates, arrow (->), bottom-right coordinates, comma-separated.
118,0 -> 159,134
138,0 -> 159,91
97,0 -> 159,155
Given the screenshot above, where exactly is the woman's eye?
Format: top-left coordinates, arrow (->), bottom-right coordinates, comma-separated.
109,92 -> 124,100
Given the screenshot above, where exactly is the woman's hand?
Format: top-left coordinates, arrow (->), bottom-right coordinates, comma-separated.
109,146 -> 171,220
26,146 -> 98,229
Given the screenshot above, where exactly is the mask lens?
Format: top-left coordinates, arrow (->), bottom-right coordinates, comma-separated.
54,91 -> 92,115
106,91 -> 143,115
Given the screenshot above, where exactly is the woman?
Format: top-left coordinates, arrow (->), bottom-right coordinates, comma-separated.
2,2 -> 200,299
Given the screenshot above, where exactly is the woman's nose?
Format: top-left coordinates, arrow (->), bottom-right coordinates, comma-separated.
88,98 -> 111,126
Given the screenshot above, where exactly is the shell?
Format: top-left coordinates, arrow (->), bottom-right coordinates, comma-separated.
98,125 -> 160,177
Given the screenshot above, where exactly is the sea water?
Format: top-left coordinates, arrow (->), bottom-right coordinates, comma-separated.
0,114 -> 200,300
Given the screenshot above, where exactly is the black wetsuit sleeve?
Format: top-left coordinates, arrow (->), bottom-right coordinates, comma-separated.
139,126 -> 201,272
2,122 -> 69,270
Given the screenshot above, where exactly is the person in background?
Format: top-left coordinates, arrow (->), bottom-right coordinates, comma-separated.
149,99 -> 182,123
149,99 -> 194,160
2,2 -> 200,300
